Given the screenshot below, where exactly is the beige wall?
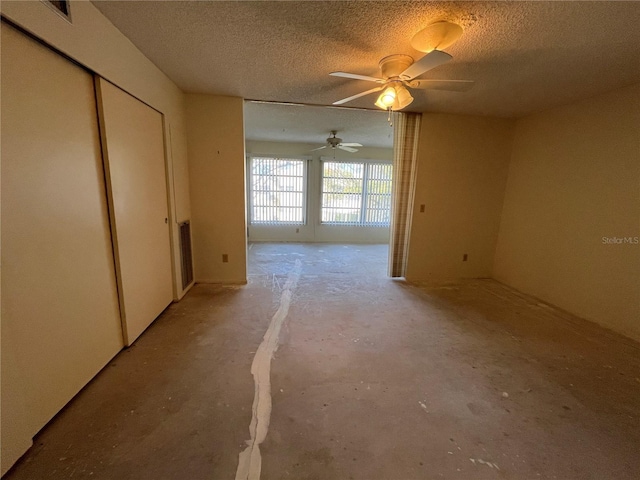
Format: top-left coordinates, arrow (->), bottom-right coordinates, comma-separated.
405,114 -> 514,283
1,0 -> 192,298
186,95 -> 247,284
246,140 -> 393,243
494,84 -> 640,341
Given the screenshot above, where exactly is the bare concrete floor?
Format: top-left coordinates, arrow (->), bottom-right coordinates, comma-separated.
5,243 -> 640,479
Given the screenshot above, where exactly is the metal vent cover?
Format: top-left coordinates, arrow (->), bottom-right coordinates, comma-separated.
179,221 -> 194,289
44,1 -> 72,21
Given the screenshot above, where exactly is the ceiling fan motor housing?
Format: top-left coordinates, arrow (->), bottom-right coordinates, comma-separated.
379,54 -> 414,79
328,131 -> 342,147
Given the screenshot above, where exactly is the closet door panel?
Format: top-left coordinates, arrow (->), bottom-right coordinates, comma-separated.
1,23 -> 123,472
96,79 -> 174,345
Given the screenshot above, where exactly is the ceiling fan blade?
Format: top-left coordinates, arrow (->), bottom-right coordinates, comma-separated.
330,72 -> 384,83
310,145 -> 327,151
399,50 -> 452,81
408,79 -> 474,92
339,143 -> 363,147
338,145 -> 358,153
333,86 -> 383,105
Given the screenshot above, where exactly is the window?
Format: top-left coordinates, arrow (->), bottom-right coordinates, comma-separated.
321,161 -> 392,226
249,157 -> 306,224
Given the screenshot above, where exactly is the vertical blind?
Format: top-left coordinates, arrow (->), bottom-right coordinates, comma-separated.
389,112 -> 422,277
321,161 -> 392,225
250,157 -> 305,224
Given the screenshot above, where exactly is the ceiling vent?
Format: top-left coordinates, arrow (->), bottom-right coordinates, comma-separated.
44,1 -> 71,22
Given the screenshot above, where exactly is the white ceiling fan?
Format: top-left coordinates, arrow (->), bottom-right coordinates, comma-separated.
330,21 -> 473,111
311,131 -> 363,153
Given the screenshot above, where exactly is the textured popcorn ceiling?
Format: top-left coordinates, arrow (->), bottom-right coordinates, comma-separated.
94,1 -> 640,145
244,102 -> 394,148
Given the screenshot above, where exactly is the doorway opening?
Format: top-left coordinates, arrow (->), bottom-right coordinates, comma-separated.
243,101 -> 394,279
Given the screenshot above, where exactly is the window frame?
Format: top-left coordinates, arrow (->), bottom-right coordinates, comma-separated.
247,155 -> 309,226
319,157 -> 393,227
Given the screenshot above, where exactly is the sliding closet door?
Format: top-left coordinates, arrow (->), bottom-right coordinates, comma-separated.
96,79 -> 174,345
1,23 -> 123,472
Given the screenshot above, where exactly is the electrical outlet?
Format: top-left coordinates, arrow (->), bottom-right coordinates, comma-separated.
222,254 -> 229,263
420,204 -> 425,213
463,254 -> 468,262
296,228 -> 299,233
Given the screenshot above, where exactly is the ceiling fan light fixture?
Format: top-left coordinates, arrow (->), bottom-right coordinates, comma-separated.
394,85 -> 414,110
375,86 -> 397,109
375,84 -> 413,111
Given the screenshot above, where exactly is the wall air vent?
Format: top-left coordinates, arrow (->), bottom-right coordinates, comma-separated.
179,221 -> 194,289
44,0 -> 71,21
